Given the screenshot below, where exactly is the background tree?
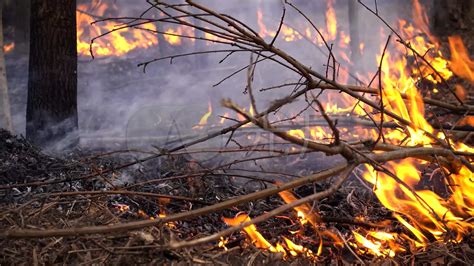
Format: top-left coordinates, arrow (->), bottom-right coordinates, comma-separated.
347,0 -> 362,74
0,1 -> 13,132
3,0 -> 30,52
26,0 -> 78,148
431,0 -> 474,35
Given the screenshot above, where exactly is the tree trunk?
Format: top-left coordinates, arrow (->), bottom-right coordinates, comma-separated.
0,5 -> 13,132
431,0 -> 474,35
3,0 -> 30,53
348,0 -> 361,72
26,0 -> 78,148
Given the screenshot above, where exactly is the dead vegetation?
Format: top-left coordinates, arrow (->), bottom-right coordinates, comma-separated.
1,0 -> 474,264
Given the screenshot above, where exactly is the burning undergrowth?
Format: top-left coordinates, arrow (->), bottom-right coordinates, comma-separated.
0,128 -> 472,264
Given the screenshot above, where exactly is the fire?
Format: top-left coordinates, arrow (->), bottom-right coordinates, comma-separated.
112,203 -> 130,213
325,0 -> 337,41
282,237 -> 315,258
164,29 -> 182,46
223,212 -> 317,260
359,42 -> 365,54
76,3 -> 158,57
351,1 -> 474,252
255,6 -> 473,256
287,129 -> 305,139
262,0 -> 473,258
411,0 -> 436,44
278,189 -> 342,252
351,231 -> 404,258
362,162 -> 473,245
310,126 -> 330,142
448,36 -> 474,84
223,213 -> 280,251
257,9 -> 275,38
278,190 -> 321,227
218,237 -> 229,251
396,8 -> 453,84
158,210 -> 177,229
458,116 -> 474,126
220,112 -> 229,124
79,0 -> 473,258
257,8 -> 303,42
3,42 -> 14,54
194,101 -> 213,129
164,26 -> 195,46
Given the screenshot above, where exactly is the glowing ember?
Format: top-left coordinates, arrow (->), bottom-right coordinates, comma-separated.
3,42 -> 14,54
218,237 -> 229,251
112,203 -> 130,213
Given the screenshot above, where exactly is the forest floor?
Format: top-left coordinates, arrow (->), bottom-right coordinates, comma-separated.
1,129 -> 473,265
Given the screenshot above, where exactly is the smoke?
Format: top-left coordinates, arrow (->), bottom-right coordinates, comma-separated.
5,0 -> 416,156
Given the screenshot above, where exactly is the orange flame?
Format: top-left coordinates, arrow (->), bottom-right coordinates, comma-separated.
325,0 -> 337,40
458,116 -> 474,127
278,190 -> 321,227
194,101 -> 212,129
448,35 -> 474,84
223,212 -> 318,260
216,0 -> 474,258
223,213 -> 280,251
76,3 -> 158,57
310,1 -> 474,256
362,162 -> 473,245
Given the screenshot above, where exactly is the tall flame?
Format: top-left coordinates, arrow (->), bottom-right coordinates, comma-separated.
448,36 -> 474,84
325,0 -> 337,40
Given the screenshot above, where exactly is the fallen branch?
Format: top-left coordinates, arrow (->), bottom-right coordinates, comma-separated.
167,165 -> 356,249
0,163 -> 350,238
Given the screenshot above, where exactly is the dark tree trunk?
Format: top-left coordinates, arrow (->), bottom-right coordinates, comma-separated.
0,5 -> 13,132
3,0 -> 30,52
431,0 -> 474,35
26,0 -> 78,148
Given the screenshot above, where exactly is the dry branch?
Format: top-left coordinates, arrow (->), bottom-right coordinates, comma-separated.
1,3 -> 473,264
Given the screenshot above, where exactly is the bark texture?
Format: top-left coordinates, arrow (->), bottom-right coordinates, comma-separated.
26,0 -> 78,148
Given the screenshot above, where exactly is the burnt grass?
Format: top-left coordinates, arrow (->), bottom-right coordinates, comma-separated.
0,129 -> 473,265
